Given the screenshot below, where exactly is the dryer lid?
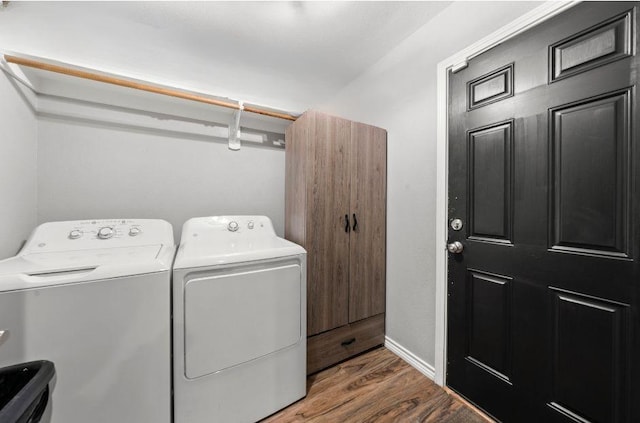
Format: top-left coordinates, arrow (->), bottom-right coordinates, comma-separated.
173,216 -> 305,269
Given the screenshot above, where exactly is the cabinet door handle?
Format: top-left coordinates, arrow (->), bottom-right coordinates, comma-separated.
352,213 -> 358,232
345,214 -> 350,233
341,337 -> 356,346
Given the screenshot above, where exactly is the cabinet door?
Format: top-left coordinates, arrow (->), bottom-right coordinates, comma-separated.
306,113 -> 352,336
349,122 -> 386,322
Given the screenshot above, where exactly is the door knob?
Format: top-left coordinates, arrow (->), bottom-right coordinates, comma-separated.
447,241 -> 464,254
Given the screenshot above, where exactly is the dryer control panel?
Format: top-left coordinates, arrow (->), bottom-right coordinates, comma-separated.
221,216 -> 273,234
20,219 -> 174,254
185,216 -> 276,236
175,215 -> 305,273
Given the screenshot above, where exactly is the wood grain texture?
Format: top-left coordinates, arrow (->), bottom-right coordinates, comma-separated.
307,313 -> 384,375
4,55 -> 298,121
285,110 -> 388,367
305,111 -> 351,335
262,347 -> 490,423
349,122 -> 387,322
285,113 -> 310,247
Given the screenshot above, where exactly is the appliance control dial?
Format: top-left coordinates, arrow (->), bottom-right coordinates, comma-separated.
227,221 -> 239,232
129,227 -> 142,237
247,221 -> 254,229
97,226 -> 115,239
68,229 -> 83,240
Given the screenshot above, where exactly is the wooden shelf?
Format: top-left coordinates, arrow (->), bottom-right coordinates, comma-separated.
1,52 -> 296,146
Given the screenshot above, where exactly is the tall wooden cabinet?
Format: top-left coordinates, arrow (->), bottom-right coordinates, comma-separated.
285,110 -> 386,374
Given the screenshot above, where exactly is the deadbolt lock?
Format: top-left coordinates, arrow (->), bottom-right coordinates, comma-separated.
450,218 -> 463,231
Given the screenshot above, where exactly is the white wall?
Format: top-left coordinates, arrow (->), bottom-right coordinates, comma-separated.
320,1 -> 542,368
0,2 -> 449,113
37,114 -> 286,242
0,71 -> 38,258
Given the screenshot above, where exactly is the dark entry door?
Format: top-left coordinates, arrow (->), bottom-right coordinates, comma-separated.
447,3 -> 640,422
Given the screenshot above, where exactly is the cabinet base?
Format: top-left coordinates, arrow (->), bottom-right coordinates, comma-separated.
307,313 -> 385,375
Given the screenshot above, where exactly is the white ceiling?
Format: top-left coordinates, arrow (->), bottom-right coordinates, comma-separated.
0,1 -> 452,113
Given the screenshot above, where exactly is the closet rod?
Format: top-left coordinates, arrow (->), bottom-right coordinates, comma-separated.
4,54 -> 298,121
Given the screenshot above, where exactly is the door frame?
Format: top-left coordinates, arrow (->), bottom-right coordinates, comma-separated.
433,0 -> 579,386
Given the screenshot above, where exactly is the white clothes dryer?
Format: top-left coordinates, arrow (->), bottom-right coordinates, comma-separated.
173,216 -> 306,423
0,219 -> 174,423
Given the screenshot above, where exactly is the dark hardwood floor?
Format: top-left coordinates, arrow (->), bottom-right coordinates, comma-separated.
262,347 -> 490,422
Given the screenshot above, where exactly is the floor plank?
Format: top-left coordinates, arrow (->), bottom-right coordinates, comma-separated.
261,347 -> 490,423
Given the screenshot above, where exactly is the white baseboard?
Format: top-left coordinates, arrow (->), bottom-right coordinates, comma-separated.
384,336 -> 436,381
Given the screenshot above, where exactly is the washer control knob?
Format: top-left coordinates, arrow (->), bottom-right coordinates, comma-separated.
228,221 -> 239,232
97,226 -> 115,239
247,221 -> 254,229
129,227 -> 142,237
69,229 -> 83,240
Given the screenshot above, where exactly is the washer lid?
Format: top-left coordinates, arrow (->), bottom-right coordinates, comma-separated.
174,216 -> 305,269
0,245 -> 174,291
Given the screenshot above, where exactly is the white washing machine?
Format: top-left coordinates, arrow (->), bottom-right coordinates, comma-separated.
0,219 -> 174,423
173,215 -> 306,423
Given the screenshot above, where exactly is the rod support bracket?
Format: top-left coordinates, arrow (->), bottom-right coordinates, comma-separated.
228,101 -> 244,151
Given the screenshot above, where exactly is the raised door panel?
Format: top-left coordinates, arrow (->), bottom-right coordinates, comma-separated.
550,11 -> 632,82
306,112 -> 351,336
349,122 -> 386,323
468,64 -> 514,110
466,270 -> 512,382
468,121 -> 513,243
550,91 -> 630,257
548,289 -> 629,423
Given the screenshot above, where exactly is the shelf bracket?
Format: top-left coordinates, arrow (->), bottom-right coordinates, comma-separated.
0,56 -> 36,92
228,102 -> 243,151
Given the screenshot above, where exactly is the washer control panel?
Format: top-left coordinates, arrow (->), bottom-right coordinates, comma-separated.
63,220 -> 145,241
21,219 -> 173,254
